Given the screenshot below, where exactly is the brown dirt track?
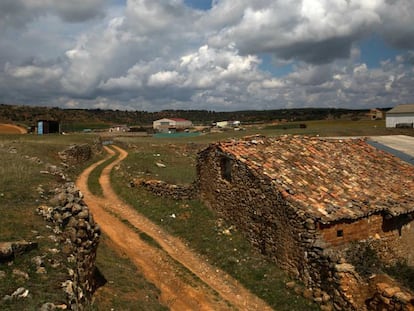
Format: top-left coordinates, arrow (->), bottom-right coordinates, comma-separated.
0,124 -> 27,134
76,145 -> 273,311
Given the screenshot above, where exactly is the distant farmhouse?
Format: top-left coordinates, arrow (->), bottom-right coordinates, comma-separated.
153,118 -> 192,133
214,120 -> 241,128
197,135 -> 414,309
367,108 -> 385,120
109,124 -> 129,132
386,104 -> 414,128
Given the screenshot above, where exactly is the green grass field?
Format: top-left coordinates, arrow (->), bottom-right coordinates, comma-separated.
0,133 -> 165,311
0,119 -> 412,310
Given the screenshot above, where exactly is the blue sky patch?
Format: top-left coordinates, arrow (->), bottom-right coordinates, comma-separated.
358,35 -> 401,68
184,0 -> 212,10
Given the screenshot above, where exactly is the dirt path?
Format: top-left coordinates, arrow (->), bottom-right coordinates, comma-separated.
76,145 -> 274,311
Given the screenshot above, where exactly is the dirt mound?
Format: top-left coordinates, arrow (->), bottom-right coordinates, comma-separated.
0,124 -> 27,134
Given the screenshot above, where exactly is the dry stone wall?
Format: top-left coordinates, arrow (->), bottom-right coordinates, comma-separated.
58,139 -> 102,166
58,144 -> 92,165
134,178 -> 198,200
37,182 -> 104,310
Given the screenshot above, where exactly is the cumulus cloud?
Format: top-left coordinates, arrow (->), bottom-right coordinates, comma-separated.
207,0 -> 382,63
378,0 -> 414,49
0,0 -> 413,110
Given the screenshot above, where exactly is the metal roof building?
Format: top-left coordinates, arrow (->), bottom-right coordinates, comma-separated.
386,104 -> 414,128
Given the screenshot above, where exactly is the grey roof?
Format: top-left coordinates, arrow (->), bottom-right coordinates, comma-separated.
387,104 -> 414,114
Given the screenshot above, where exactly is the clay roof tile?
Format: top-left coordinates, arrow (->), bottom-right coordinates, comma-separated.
216,135 -> 414,223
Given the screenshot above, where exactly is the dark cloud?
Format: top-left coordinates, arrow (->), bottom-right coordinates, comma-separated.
0,0 -> 41,30
379,0 -> 414,49
54,1 -> 106,23
271,37 -> 354,64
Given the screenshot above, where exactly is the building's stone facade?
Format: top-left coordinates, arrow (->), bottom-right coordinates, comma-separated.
320,214 -> 414,265
196,136 -> 414,310
196,148 -> 310,279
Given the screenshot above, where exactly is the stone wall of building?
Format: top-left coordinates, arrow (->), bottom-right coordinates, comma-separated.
196,147 -> 316,282
320,213 -> 414,265
37,182 -> 104,310
196,146 -> 414,311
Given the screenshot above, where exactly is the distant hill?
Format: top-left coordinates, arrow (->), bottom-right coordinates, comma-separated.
0,104 -> 374,130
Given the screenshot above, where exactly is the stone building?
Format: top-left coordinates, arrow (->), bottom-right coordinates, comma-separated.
197,135 -> 414,309
367,108 -> 385,120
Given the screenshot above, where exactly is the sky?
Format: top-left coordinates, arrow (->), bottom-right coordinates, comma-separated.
0,0 -> 413,112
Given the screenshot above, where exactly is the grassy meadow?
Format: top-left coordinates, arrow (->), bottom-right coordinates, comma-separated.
0,134 -> 82,310
106,118 -> 412,309
0,133 -> 165,310
0,118 -> 412,309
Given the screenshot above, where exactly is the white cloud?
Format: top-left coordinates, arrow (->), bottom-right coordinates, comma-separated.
148,71 -> 181,86
6,64 -> 63,82
0,0 -> 413,110
208,0 -> 383,63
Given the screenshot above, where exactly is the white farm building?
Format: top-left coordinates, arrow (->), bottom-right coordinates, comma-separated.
153,118 -> 193,133
386,104 -> 414,128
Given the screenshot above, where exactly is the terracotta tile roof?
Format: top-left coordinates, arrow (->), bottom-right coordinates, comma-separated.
216,135 -> 414,223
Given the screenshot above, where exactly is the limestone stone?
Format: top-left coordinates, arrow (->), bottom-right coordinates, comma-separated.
40,302 -> 57,311
335,263 -> 355,273
285,281 -> 296,289
305,218 -> 316,230
77,209 -> 89,219
320,304 -> 333,311
31,256 -> 44,267
322,293 -> 331,303
36,267 -> 47,274
303,288 -> 314,299
383,286 -> 401,298
12,269 -> 29,280
0,242 -> 13,259
394,292 -> 412,304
